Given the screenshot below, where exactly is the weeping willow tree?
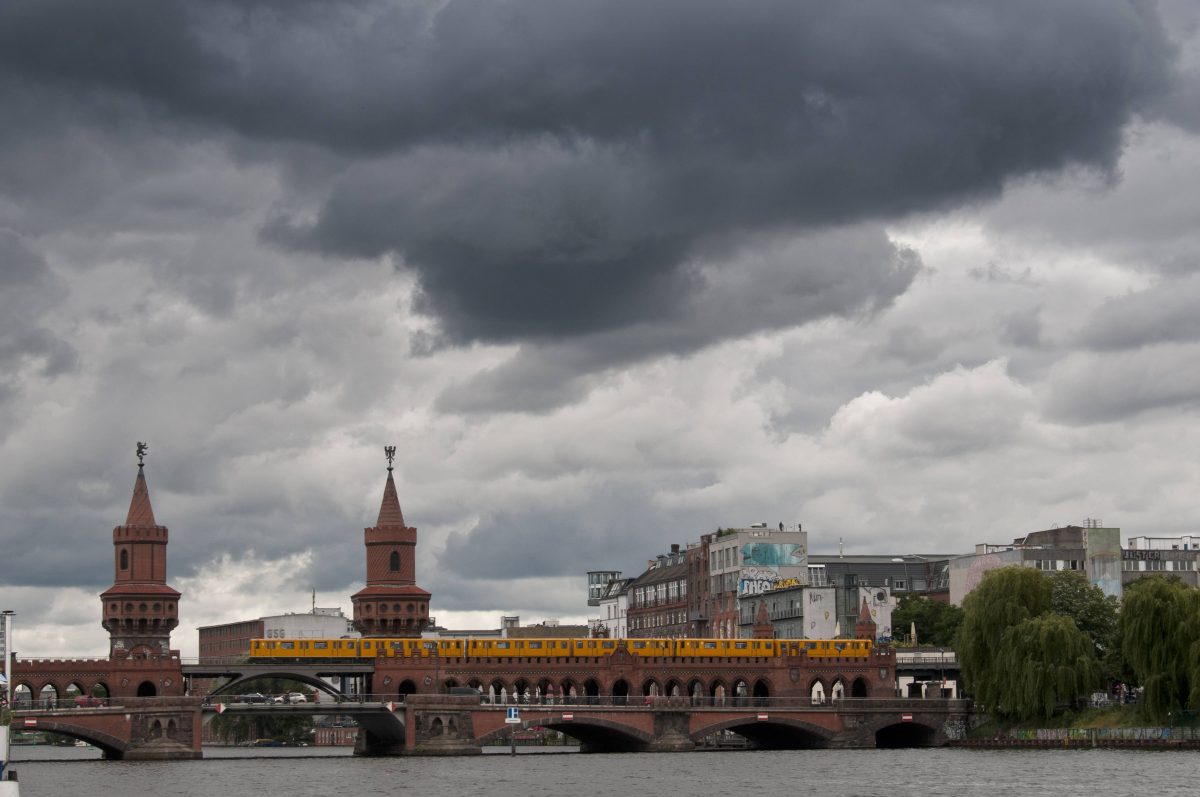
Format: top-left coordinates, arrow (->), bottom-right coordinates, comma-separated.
993,615 -> 1101,720
956,566 -> 1053,714
1120,577 -> 1200,723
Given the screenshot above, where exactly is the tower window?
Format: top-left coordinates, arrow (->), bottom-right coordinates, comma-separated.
389,551 -> 400,571
120,549 -> 129,570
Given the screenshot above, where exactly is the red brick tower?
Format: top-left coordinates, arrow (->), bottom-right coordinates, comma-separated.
351,447 -> 431,637
100,443 -> 181,657
854,596 -> 878,641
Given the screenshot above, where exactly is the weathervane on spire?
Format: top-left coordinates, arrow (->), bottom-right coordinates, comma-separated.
136,441 -> 149,468
384,445 -> 396,472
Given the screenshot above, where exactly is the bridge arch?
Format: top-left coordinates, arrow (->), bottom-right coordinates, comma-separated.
875,720 -> 940,748
397,679 -> 418,698
137,681 -> 157,698
583,678 -> 600,704
13,683 -> 33,708
22,718 -> 127,759
477,716 -> 654,753
39,683 -> 59,708
809,678 -> 826,705
692,716 -> 834,750
664,678 -> 683,698
688,679 -> 704,704
851,677 -> 868,698
641,678 -> 660,698
206,669 -> 348,700
753,678 -> 771,701
610,678 -> 630,705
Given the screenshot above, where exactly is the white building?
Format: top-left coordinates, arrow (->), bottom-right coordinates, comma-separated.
261,607 -> 357,639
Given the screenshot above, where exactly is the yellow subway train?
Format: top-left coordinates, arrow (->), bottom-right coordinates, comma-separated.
248,636 -> 872,661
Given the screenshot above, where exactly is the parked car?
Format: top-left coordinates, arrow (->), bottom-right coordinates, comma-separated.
74,695 -> 106,707
270,694 -> 286,704
234,693 -> 270,704
286,692 -> 308,704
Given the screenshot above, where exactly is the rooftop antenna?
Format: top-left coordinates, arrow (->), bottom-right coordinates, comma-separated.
312,588 -> 316,613
839,537 -> 844,559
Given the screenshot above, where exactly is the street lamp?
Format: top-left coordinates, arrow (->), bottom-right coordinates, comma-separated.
1,610 -> 12,710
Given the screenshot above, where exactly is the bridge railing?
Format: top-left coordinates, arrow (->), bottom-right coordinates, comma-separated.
11,695 -> 208,712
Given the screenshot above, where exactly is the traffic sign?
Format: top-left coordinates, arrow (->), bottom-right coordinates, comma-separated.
214,704 -> 226,714
505,707 -> 520,724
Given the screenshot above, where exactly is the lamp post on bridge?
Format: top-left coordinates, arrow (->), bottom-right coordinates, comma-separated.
1,610 -> 12,709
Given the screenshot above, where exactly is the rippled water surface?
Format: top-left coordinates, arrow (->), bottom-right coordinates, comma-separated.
12,745 -> 1198,797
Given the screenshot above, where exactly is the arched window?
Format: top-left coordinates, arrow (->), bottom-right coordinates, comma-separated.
120,549 -> 129,570
389,551 -> 400,571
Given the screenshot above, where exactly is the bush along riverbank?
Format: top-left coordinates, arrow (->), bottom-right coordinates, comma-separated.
953,706 -> 1200,749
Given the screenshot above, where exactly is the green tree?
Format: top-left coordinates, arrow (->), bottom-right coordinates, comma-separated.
995,614 -> 1101,720
1119,577 -> 1200,723
1048,570 -> 1119,657
892,595 -> 963,646
956,566 -> 1053,713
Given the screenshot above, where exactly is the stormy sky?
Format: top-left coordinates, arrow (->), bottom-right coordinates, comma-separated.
2,0 -> 1199,658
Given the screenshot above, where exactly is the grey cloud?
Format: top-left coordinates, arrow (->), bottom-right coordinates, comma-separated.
1078,275 -> 1200,350
1,0 -> 1172,348
1043,343 -> 1200,423
436,226 -> 919,413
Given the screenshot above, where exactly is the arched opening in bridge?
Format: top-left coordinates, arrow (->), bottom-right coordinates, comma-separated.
65,683 -> 83,701
430,717 -> 444,737
611,679 -> 630,706
537,678 -> 555,703
732,679 -> 750,705
560,679 -> 578,704
810,679 -> 826,705
753,679 -> 770,703
689,679 -> 704,705
489,680 -> 508,704
583,679 -> 600,705
514,679 -> 530,703
641,679 -> 660,698
398,679 -> 418,699
443,678 -> 459,691
710,681 -> 727,705
830,679 -> 845,701
701,720 -> 830,751
876,722 -> 938,748
166,719 -> 178,740
92,682 -> 110,699
13,684 -> 32,708
665,679 -> 682,698
39,684 -> 59,709
851,677 -> 868,698
467,678 -> 483,692
137,681 -> 157,697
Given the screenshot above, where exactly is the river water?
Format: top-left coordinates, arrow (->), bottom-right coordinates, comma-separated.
11,745 -> 1197,797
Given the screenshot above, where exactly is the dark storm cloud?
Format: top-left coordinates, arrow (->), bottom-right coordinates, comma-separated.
1,0 -> 1173,346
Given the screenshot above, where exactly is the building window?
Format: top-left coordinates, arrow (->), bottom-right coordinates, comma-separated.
390,551 -> 400,571
120,549 -> 129,570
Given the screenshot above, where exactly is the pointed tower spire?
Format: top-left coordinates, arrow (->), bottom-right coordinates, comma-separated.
125,465 -> 158,527
376,468 -> 406,527
854,596 -> 878,641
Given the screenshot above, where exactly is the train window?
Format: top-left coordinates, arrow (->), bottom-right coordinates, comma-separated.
496,641 -> 509,649
529,641 -> 542,649
281,642 -> 294,650
424,641 -> 437,650
602,641 -> 614,649
314,641 -> 328,649
734,642 -> 747,649
632,641 -> 646,649
703,642 -> 717,649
